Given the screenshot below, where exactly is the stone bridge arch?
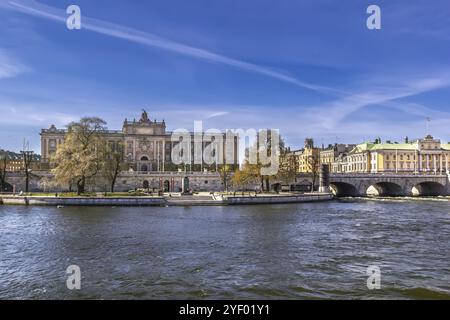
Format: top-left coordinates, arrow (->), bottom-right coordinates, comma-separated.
329,182 -> 359,197
411,181 -> 447,196
366,181 -> 404,197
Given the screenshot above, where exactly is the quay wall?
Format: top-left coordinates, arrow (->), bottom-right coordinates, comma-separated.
0,196 -> 166,206
226,193 -> 333,205
0,193 -> 334,207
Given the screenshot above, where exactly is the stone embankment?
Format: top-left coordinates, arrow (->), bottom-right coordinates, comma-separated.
0,193 -> 334,207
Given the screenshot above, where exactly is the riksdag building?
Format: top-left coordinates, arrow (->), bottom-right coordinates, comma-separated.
39,110 -> 240,192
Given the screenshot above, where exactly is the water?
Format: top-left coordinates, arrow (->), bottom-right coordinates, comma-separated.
0,199 -> 449,300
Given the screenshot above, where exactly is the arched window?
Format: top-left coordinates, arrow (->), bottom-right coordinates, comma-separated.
141,156 -> 149,161
164,180 -> 170,192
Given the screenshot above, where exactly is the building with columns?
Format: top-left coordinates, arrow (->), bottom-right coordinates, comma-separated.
342,135 -> 450,174
40,111 -> 239,191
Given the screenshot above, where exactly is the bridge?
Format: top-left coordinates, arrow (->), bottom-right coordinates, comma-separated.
329,174 -> 450,197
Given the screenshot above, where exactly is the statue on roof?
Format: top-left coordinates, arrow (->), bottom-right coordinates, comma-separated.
140,109 -> 150,122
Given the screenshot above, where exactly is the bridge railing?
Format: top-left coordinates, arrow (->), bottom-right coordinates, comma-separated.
330,173 -> 449,178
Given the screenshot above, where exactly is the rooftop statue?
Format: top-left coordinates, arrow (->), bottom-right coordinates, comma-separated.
140,109 -> 150,122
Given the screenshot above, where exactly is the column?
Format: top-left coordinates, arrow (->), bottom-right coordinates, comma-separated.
417,151 -> 421,173
43,139 -> 47,162
162,140 -> 165,172
395,149 -> 398,174
156,141 -> 161,172
433,154 -> 437,174
446,154 -> 449,173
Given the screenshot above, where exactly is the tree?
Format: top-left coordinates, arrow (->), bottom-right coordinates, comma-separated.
103,141 -> 124,193
51,117 -> 107,195
307,153 -> 320,191
257,131 -> 286,192
276,151 -> 298,185
218,164 -> 233,191
231,161 -> 260,191
21,145 -> 34,193
0,153 -> 7,192
231,168 -> 247,192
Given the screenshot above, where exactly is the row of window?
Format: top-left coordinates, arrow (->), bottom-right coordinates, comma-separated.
384,154 -> 449,161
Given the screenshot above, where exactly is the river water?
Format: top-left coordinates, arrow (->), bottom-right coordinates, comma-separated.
0,199 -> 449,300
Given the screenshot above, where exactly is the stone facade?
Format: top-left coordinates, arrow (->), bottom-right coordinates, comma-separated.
5,171 -> 228,193
37,110 -> 240,192
320,144 -> 356,172
35,111 -> 243,192
293,138 -> 321,173
329,173 -> 450,197
344,135 -> 450,174
40,110 -> 239,173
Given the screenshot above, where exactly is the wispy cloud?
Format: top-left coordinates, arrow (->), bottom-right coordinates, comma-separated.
0,49 -> 27,79
0,101 -> 78,126
203,111 -> 229,120
1,0 -> 341,96
162,75 -> 450,146
303,74 -> 450,130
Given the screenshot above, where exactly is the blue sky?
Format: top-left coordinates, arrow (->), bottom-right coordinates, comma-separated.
1,0 -> 450,152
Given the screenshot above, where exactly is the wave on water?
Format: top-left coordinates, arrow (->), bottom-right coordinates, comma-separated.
392,287 -> 450,300
338,196 -> 450,202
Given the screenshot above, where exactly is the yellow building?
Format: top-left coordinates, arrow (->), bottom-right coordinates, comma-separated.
295,138 -> 321,173
345,135 -> 450,174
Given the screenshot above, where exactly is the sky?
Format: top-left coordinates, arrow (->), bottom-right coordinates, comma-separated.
1,0 -> 450,152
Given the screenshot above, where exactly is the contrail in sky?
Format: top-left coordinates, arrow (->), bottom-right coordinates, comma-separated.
1,0 -> 342,96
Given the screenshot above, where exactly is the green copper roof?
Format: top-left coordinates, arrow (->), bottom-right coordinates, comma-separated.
349,142 -> 418,154
350,141 -> 450,153
349,143 -> 373,153
370,143 -> 418,150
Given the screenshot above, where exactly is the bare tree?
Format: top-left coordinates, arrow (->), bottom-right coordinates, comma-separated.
308,153 -> 320,192
0,153 -> 7,192
21,140 -> 34,193
103,141 -> 124,193
218,164 -> 233,191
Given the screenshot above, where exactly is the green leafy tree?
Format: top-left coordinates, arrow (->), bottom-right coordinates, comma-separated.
51,117 -> 107,195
